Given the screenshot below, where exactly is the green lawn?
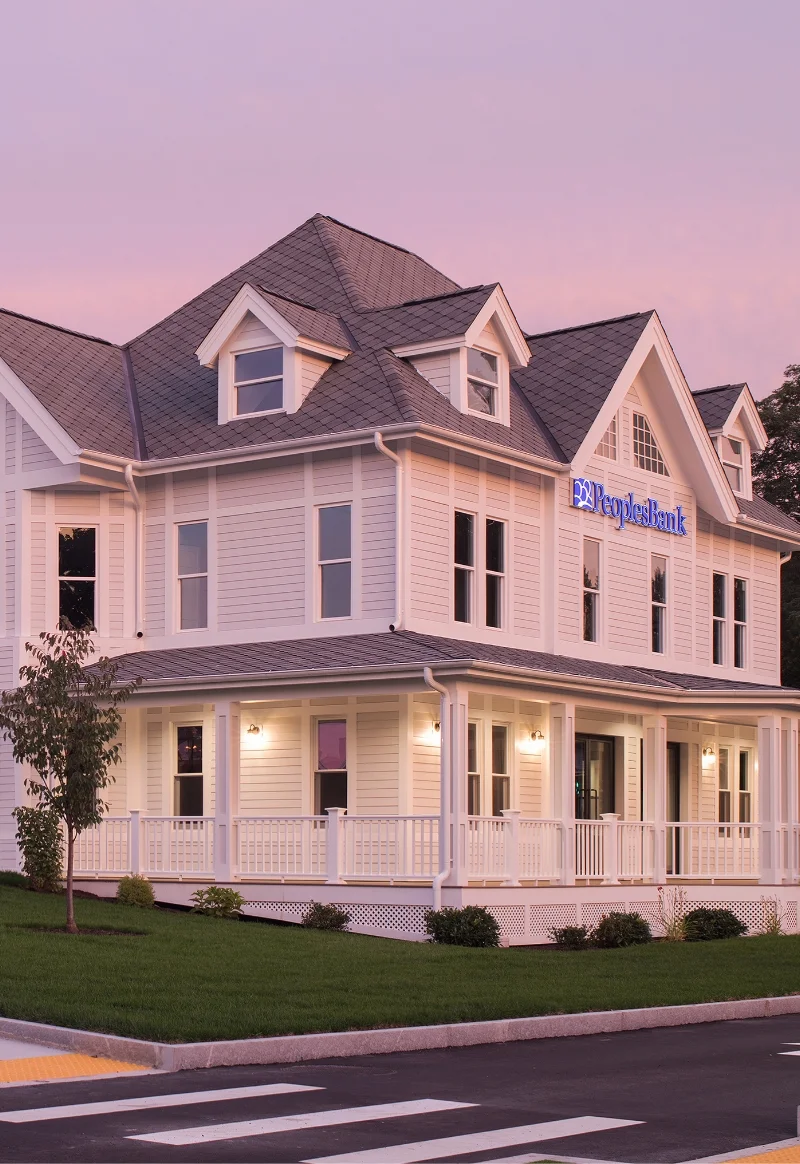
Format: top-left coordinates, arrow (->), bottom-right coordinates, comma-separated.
0,886 -> 798,1043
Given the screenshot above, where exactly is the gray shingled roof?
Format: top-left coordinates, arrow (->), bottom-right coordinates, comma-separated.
257,289 -> 353,351
738,494 -> 800,536
514,312 -> 654,461
107,628 -> 787,692
0,309 -> 135,458
692,384 -> 745,430
348,285 -> 498,349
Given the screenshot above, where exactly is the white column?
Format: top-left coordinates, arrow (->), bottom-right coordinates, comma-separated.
450,683 -> 469,887
600,812 -> 620,885
786,717 -> 799,884
325,806 -> 345,884
502,809 -> 521,886
549,701 -> 575,886
213,701 -> 241,882
758,715 -> 782,885
643,714 -> 667,883
124,706 -> 146,813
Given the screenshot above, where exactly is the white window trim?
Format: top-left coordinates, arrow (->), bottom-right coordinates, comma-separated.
712,570 -> 728,666
315,503 -> 353,622
651,553 -> 668,656
230,343 -> 286,419
453,509 -> 477,625
175,520 -> 209,634
484,516 -> 506,631
172,718 -> 206,818
55,523 -> 99,634
466,346 -> 501,420
582,536 -> 602,645
733,575 -> 748,670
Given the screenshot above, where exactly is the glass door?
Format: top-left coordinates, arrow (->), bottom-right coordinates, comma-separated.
575,735 -> 615,820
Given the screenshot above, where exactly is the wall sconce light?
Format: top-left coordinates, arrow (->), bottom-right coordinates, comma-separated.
242,722 -> 266,750
247,724 -> 261,736
530,729 -> 545,756
702,745 -> 715,767
433,721 -> 441,733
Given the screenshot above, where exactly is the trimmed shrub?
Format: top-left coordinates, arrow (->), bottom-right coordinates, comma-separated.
12,806 -> 63,892
592,911 -> 652,949
190,886 -> 244,919
550,925 -> 591,951
116,875 -> 155,909
0,870 -> 30,889
301,902 -> 350,931
425,905 -> 500,948
683,907 -> 746,942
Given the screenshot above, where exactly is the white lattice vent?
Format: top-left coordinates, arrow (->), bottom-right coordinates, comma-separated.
786,902 -> 798,932
633,901 -> 663,935
581,903 -> 622,931
245,900 -> 307,919
488,905 -> 525,937
338,903 -> 428,934
529,904 -> 578,935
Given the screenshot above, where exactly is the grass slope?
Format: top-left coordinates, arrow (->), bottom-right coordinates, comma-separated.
0,887 -> 798,1043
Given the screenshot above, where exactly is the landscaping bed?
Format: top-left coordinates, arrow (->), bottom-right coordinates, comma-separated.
0,886 -> 798,1044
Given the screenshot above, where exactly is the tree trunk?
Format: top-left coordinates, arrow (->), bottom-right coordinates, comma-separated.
65,826 -> 77,934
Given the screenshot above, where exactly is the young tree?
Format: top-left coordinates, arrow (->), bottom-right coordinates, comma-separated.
0,629 -> 139,933
754,365 -> 800,687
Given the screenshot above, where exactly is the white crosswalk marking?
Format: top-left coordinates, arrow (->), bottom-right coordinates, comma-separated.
0,1083 -> 321,1124
303,1115 -> 643,1163
129,1098 -> 475,1146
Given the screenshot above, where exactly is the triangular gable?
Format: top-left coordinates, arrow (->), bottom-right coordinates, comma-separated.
0,351 -> 81,465
572,313 -> 739,524
195,284 -> 351,369
694,383 -> 767,451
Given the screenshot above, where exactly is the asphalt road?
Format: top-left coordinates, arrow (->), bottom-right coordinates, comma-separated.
1,1014 -> 800,1163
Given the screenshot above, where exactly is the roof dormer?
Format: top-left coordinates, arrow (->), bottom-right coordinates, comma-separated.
390,285 -> 529,428
693,383 -> 767,503
195,283 -> 351,423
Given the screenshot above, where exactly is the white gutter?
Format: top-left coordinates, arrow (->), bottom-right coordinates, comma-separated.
123,464 -> 145,638
374,432 -> 404,631
423,666 -> 451,910
737,512 -> 800,548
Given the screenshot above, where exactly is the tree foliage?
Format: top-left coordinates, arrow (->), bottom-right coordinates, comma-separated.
753,365 -> 800,686
0,629 -> 139,932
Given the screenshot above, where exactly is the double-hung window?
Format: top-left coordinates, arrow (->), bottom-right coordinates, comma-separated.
454,511 -> 474,623
176,725 -> 203,816
718,748 -> 731,825
583,538 -> 600,642
721,437 -> 744,493
712,572 -> 727,665
466,348 -> 499,416
58,527 -> 96,630
467,721 -> 480,816
491,725 -> 510,816
234,347 -> 283,416
734,577 -> 747,669
316,720 -> 347,814
738,751 -> 751,822
485,519 -> 504,628
177,522 -> 208,630
651,555 -> 667,654
318,505 -> 351,619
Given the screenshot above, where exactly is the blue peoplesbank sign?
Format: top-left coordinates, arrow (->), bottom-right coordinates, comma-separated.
572,478 -> 688,536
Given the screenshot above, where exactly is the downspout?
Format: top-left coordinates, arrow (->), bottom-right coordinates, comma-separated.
374,432 -> 404,631
123,464 -> 145,638
423,667 -> 450,910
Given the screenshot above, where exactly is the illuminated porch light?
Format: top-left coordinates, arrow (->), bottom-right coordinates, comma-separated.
702,745 -> 716,767
530,729 -> 545,756
247,723 -> 261,735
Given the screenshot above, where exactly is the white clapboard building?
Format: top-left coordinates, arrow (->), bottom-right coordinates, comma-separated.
1,214 -> 799,941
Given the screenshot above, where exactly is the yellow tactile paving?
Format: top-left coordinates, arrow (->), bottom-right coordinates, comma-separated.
0,1054 -> 145,1083
721,1149 -> 800,1162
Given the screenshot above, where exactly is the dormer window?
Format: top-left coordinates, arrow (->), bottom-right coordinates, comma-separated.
467,348 -> 499,416
234,347 -> 284,416
721,437 -> 744,493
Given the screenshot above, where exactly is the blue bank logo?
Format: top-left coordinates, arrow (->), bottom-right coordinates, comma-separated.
571,478 -> 688,537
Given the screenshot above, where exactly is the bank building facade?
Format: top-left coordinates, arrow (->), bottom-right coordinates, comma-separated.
1,214 -> 799,942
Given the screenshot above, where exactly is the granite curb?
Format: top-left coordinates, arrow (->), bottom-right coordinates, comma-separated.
1,994 -> 799,1071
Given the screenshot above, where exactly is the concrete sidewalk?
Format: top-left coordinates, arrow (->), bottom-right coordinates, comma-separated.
0,1035 -> 145,1085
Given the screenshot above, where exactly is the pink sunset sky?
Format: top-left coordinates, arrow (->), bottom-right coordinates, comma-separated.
1,0 -> 797,400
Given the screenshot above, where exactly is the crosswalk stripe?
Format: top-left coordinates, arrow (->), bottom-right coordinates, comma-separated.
129,1098 -> 475,1146
303,1115 -> 643,1163
0,1082 -> 321,1124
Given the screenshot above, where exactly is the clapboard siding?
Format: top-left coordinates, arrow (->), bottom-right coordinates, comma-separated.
144,523 -> 165,636
409,495 -> 450,620
513,520 -> 540,637
410,352 -> 452,400
412,697 -> 440,813
54,490 -> 101,518
239,713 -> 303,814
109,522 -> 125,637
29,522 -> 46,633
173,470 -> 209,515
146,716 -> 164,814
607,541 -> 648,652
5,524 -> 15,634
361,493 -> 395,618
217,507 -> 305,628
300,353 -> 332,398
21,422 -> 58,472
313,451 -> 352,494
356,708 -> 399,813
216,460 -> 304,508
558,526 -> 580,642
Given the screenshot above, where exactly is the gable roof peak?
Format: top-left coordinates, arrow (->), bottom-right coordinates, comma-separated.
526,309 -> 654,342
0,305 -> 115,349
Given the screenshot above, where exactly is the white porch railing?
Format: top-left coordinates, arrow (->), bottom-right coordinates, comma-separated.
142,817 -> 214,876
666,822 -> 760,879
575,820 -> 606,879
235,816 -> 327,878
73,817 -> 131,875
465,816 -> 508,879
518,818 -> 563,881
340,815 -> 439,880
618,822 -> 655,881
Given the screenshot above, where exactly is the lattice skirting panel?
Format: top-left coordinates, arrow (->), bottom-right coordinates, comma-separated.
243,890 -> 800,944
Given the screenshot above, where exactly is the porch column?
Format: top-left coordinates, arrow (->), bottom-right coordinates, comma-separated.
643,714 -> 667,883
124,706 -> 146,813
549,702 -> 575,886
214,701 -> 241,882
758,715 -> 782,885
786,718 -> 799,883
450,683 -> 470,887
